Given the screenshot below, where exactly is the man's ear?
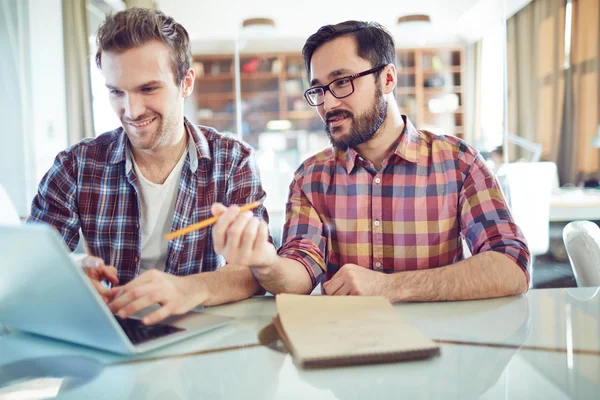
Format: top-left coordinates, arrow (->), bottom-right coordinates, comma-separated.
181,68 -> 195,98
381,64 -> 397,95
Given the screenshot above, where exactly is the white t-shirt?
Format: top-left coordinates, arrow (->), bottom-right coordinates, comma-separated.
131,147 -> 188,275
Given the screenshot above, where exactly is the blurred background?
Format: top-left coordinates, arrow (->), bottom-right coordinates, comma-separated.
1,0 -> 599,288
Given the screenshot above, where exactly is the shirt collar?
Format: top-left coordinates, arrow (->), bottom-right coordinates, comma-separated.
111,117 -> 210,174
338,115 -> 421,173
394,115 -> 421,164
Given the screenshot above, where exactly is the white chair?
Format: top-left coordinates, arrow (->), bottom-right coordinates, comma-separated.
0,185 -> 21,225
563,221 -> 600,287
497,162 -> 557,287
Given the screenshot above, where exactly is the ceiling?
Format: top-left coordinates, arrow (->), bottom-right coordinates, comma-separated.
155,0 -> 532,54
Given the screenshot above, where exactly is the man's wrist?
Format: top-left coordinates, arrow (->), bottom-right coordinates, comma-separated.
179,274 -> 210,307
385,272 -> 413,302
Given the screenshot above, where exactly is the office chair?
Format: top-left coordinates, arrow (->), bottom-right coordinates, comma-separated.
563,220 -> 600,287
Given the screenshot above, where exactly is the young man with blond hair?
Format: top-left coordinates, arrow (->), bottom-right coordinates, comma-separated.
28,8 -> 268,324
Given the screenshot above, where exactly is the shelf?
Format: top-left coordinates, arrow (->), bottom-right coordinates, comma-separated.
284,72 -> 305,79
195,93 -> 235,100
286,110 -> 317,119
396,87 -> 417,94
397,67 -> 416,74
423,106 -> 464,114
422,86 -> 462,94
241,72 -> 280,79
242,91 -> 279,98
197,113 -> 234,121
192,46 -> 466,140
244,111 -> 280,119
196,74 -> 234,81
422,67 -> 462,74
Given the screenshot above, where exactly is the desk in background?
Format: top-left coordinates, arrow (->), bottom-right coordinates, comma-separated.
550,188 -> 600,222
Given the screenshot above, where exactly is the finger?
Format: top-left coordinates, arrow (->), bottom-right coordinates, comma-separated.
109,283 -> 163,318
90,279 -> 111,298
99,266 -> 119,284
81,256 -> 104,268
211,202 -> 227,217
141,304 -> 176,325
107,270 -> 156,304
254,220 -> 269,250
237,216 -> 260,261
323,274 -> 347,296
212,205 -> 241,254
329,281 -> 351,296
222,211 -> 253,257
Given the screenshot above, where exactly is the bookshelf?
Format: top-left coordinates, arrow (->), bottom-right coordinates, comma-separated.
191,46 -> 466,147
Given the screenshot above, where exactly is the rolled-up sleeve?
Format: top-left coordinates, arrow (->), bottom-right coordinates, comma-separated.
278,170 -> 327,290
459,155 -> 531,283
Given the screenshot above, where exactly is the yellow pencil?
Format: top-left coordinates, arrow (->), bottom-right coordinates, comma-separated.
164,201 -> 263,241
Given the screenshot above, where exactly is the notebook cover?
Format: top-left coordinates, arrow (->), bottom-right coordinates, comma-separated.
275,294 -> 440,368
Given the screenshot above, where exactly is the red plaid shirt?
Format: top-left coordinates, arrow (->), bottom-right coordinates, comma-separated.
279,116 -> 530,289
27,118 -> 268,285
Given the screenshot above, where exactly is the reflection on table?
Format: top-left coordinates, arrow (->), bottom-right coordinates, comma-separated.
1,288 -> 599,399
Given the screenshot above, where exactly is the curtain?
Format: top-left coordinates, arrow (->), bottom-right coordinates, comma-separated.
465,40 -> 482,146
509,0 -> 600,185
569,0 -> 600,181
63,0 -> 94,145
507,0 -> 565,165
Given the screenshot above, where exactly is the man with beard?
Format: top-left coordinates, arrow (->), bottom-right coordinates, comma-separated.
27,8 -> 268,324
211,21 -> 531,301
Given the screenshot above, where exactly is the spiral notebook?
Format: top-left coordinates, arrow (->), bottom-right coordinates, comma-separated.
274,294 -> 440,368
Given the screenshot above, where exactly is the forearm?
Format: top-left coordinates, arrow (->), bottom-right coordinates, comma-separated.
250,256 -> 314,295
185,264 -> 262,306
387,251 -> 528,302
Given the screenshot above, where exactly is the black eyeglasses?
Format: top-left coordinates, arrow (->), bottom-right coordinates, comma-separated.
303,65 -> 386,107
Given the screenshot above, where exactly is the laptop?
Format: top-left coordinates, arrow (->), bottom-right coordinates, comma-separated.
0,223 -> 233,355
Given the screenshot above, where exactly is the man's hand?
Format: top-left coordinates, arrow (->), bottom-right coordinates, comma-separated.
211,203 -> 278,269
81,256 -> 119,303
107,270 -> 202,325
323,264 -> 391,298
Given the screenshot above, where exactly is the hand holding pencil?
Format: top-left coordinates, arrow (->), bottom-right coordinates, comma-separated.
164,201 -> 263,241
209,201 -> 278,268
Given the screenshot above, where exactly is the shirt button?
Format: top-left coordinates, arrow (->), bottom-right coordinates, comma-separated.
375,261 -> 382,268
374,220 -> 380,227
374,177 -> 381,184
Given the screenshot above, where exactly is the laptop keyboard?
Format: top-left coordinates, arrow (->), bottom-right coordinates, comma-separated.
114,316 -> 185,345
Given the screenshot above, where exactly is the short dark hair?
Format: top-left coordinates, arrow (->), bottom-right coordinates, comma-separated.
302,21 -> 397,79
95,8 -> 191,85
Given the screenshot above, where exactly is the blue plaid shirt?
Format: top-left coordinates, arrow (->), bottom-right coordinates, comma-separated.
27,118 -> 268,284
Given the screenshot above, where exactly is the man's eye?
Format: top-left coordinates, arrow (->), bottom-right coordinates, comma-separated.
334,78 -> 351,87
142,87 -> 156,93
110,90 -> 123,96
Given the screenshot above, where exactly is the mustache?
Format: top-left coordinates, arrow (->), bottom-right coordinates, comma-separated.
325,110 -> 352,123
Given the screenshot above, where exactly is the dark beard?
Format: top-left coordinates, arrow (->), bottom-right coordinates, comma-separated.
325,87 -> 388,152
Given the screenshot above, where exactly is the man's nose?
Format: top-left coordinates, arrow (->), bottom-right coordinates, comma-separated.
123,94 -> 145,120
